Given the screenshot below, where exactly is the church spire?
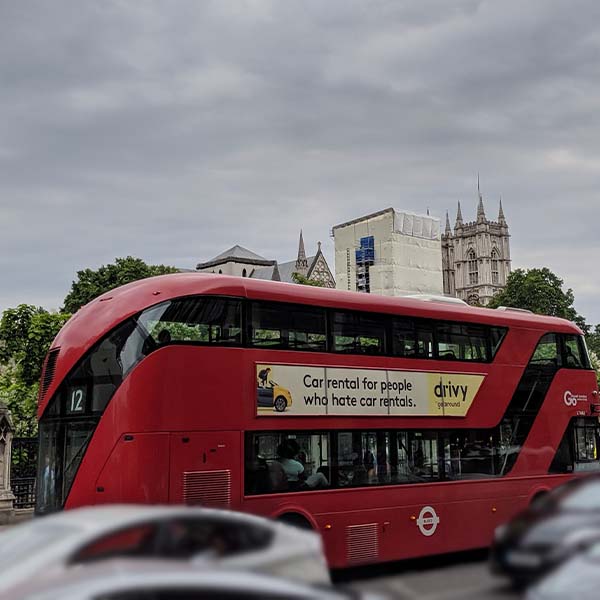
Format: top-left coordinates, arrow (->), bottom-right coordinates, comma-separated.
498,197 -> 506,224
455,201 -> 463,228
476,179 -> 486,222
445,211 -> 451,234
295,229 -> 309,273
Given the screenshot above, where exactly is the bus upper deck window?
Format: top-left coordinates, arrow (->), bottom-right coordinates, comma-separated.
331,311 -> 385,355
250,302 -> 326,351
531,333 -> 561,367
140,297 -> 242,346
563,335 -> 591,369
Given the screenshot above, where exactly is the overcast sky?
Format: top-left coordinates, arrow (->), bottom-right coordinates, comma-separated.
2,1 -> 600,324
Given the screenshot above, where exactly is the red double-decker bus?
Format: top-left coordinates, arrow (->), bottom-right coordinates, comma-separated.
36,273 -> 599,567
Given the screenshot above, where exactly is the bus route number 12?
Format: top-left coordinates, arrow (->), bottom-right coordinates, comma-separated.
68,388 -> 86,414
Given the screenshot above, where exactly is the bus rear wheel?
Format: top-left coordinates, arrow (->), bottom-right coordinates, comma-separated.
274,396 -> 287,412
277,512 -> 313,530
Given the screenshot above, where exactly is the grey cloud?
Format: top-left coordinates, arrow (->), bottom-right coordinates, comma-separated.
1,0 -> 600,323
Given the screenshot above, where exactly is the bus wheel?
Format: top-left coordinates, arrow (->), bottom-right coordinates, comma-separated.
274,396 -> 287,412
277,513 -> 313,530
530,491 -> 548,509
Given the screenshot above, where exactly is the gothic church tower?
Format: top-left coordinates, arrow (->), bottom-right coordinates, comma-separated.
441,182 -> 511,305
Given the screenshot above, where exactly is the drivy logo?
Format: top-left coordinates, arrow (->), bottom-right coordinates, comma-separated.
564,391 -> 588,407
416,506 -> 440,537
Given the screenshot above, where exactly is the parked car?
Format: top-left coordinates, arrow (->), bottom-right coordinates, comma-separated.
526,540 -> 600,600
2,560 -> 381,600
0,505 -> 330,595
490,474 -> 600,585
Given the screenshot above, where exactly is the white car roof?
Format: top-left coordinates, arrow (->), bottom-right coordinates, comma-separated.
12,561 -> 342,600
31,504 -> 304,535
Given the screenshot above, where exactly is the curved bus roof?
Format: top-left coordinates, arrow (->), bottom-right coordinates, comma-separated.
41,273 -> 582,416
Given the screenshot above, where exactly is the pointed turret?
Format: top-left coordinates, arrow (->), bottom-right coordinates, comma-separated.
476,187 -> 486,223
271,262 -> 281,281
498,197 -> 506,224
455,201 -> 463,228
445,211 -> 452,235
295,229 -> 309,274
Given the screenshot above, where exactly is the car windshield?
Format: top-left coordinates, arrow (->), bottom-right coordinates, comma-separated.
560,480 -> 600,511
586,542 -> 600,560
0,523 -> 77,570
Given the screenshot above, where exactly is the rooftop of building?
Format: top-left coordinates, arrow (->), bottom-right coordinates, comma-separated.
196,245 -> 276,270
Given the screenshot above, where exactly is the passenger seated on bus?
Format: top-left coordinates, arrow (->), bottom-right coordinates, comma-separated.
276,442 -> 305,489
268,459 -> 288,492
246,455 -> 271,494
351,451 -> 368,486
565,345 -> 581,367
157,329 -> 172,345
363,449 -> 376,480
306,466 -> 329,489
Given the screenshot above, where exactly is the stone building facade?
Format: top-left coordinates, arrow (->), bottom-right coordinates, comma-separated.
196,231 -> 335,288
333,208 -> 443,296
441,188 -> 511,306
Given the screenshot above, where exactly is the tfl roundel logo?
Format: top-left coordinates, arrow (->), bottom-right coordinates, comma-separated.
416,506 -> 440,537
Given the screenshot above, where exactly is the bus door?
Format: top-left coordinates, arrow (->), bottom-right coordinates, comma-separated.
384,431 -> 449,558
169,431 -> 241,509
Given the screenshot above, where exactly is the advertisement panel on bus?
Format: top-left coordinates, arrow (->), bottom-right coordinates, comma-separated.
256,363 -> 485,417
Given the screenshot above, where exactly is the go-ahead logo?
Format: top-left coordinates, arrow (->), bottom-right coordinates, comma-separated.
416,506 -> 440,537
564,391 -> 588,407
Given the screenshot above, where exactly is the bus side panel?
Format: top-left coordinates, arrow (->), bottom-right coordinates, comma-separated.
66,432 -> 170,508
169,431 -> 241,509
242,476 -> 566,568
96,432 -> 170,505
511,369 -> 597,476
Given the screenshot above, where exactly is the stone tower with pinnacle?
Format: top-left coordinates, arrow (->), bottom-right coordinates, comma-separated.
295,229 -> 309,276
441,181 -> 511,305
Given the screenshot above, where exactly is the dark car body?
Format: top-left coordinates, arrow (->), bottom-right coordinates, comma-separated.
490,474 -> 600,584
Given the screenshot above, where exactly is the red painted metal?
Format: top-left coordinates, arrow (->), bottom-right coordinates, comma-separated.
43,273 -> 597,567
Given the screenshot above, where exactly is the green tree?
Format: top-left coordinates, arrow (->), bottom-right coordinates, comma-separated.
22,311 -> 71,385
291,272 -> 324,287
0,365 -> 39,436
0,305 -> 70,434
586,324 -> 600,356
0,306 -> 70,386
488,268 -> 588,332
62,256 -> 178,313
0,304 -> 46,365
589,350 -> 600,387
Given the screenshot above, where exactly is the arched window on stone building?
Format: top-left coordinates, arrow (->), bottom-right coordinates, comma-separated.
491,248 -> 500,284
242,268 -> 247,277
467,249 -> 478,285
468,293 -> 480,306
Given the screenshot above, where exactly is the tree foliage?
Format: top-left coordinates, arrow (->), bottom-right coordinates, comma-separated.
0,305 -> 70,435
291,272 -> 324,287
0,365 -> 39,436
488,268 -> 588,332
62,256 -> 178,313
0,304 -> 46,365
0,305 -> 70,386
586,324 -> 600,357
588,350 -> 600,387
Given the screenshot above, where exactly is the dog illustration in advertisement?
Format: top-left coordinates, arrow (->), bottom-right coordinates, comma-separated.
256,366 -> 293,412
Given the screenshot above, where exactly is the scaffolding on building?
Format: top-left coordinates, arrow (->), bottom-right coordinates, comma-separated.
355,236 -> 375,293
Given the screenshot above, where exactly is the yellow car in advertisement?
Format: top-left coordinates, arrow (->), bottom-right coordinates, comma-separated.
256,366 -> 293,412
